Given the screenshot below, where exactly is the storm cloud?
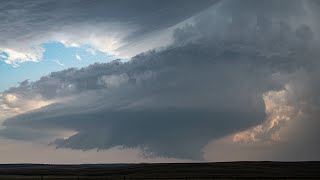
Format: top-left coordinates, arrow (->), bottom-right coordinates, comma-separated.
2,46 -> 268,159
1,0 -> 320,160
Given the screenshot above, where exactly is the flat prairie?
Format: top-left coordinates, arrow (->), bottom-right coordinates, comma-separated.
0,162 -> 319,179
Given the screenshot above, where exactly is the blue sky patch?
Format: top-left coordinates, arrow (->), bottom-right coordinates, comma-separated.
0,42 -> 114,92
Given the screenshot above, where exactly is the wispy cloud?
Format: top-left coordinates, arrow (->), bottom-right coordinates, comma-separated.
86,48 -> 96,56
52,60 -> 65,66
75,54 -> 82,61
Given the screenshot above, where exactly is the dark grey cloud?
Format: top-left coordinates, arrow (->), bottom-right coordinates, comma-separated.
0,0 -> 216,38
1,0 -> 320,160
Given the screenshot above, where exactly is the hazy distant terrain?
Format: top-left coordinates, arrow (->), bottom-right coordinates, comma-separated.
0,162 -> 319,179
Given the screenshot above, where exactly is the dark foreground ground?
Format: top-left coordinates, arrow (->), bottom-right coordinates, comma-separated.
0,162 -> 319,179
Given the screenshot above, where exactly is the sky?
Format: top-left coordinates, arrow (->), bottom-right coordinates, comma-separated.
0,0 -> 320,163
